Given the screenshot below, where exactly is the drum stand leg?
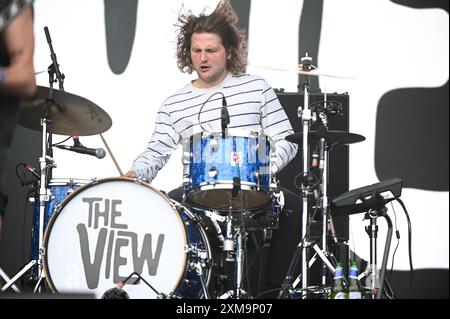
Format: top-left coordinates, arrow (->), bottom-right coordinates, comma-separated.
0,267 -> 22,292
357,207 -> 393,299
218,216 -> 248,299
234,227 -> 245,299
192,262 -> 210,299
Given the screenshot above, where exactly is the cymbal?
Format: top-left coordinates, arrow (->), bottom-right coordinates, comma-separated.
286,130 -> 365,146
19,86 -> 112,136
253,65 -> 355,80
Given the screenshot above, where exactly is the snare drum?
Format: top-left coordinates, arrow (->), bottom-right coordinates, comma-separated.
29,178 -> 92,279
42,177 -> 212,299
183,131 -> 273,211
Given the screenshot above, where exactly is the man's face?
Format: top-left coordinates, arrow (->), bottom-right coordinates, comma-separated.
190,32 -> 230,88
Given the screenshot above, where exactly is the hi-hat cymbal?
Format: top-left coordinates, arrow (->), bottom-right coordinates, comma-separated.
252,65 -> 355,80
19,86 -> 112,136
286,130 -> 365,146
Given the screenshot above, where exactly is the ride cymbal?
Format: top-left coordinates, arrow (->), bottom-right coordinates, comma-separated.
19,86 -> 112,136
286,130 -> 365,146
252,65 -> 355,80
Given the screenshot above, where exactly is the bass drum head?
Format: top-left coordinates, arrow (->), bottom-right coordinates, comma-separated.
43,177 -> 188,299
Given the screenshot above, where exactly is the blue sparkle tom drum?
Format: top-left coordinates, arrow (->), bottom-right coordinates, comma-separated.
183,131 -> 274,211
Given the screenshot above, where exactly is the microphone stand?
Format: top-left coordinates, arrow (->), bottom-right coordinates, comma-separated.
44,26 -> 65,91
34,26 -> 66,292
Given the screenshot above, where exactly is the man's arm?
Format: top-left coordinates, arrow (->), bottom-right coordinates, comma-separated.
0,6 -> 36,97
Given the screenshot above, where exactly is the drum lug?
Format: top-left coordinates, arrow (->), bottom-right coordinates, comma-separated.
209,138 -> 218,152
184,244 -> 192,253
208,167 -> 217,178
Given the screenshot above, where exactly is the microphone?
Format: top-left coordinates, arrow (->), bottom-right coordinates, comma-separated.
328,215 -> 339,244
319,138 -> 325,170
101,282 -> 130,299
311,149 -> 319,168
55,144 -> 106,159
221,96 -> 229,137
44,26 -> 52,44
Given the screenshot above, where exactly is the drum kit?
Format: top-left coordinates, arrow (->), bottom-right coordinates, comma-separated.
0,37 -> 367,299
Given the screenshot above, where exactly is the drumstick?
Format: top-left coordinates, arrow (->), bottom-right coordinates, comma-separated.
100,133 -> 124,176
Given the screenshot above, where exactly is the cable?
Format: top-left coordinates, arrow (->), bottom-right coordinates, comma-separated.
197,91 -> 226,132
102,271 -> 166,299
51,136 -> 71,146
388,202 -> 400,282
395,197 -> 415,298
15,163 -> 28,186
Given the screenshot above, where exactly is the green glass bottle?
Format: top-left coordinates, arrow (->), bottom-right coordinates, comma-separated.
330,262 -> 348,299
348,262 -> 363,299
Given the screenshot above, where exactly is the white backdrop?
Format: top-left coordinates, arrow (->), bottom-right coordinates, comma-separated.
32,0 -> 449,270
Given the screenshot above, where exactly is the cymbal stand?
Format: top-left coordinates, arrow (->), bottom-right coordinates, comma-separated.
287,134 -> 337,298
298,53 -> 314,296
318,136 -> 331,285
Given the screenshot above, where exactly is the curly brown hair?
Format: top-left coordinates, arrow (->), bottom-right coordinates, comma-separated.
175,0 -> 248,75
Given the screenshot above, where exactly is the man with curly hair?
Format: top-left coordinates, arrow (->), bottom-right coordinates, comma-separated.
126,0 -> 296,183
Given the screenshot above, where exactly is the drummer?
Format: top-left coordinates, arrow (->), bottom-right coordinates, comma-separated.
0,1 -> 37,242
125,0 -> 297,182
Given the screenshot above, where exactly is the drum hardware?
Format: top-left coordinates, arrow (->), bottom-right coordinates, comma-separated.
331,178 -> 403,299
216,222 -> 249,299
279,53 -> 366,299
1,102 -> 53,293
191,261 -> 210,299
252,64 -> 356,80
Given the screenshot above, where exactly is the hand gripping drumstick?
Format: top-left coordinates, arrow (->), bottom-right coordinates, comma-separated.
100,133 -> 124,176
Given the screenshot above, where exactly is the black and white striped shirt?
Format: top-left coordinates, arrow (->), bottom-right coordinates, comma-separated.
131,73 -> 297,182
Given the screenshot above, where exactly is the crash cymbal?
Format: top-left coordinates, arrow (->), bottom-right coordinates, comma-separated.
19,86 -> 112,136
252,65 -> 355,80
286,130 -> 365,146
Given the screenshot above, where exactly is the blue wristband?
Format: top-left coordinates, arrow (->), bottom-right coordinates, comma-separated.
0,67 -> 7,86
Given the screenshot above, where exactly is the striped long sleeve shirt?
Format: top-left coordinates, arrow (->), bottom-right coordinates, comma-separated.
131,73 -> 298,182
